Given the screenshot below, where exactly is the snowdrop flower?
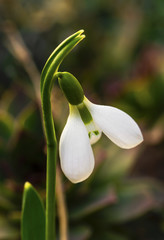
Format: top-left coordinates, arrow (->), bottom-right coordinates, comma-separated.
57,72 -> 143,183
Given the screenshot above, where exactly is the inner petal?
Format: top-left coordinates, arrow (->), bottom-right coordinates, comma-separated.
77,102 -> 102,145
85,121 -> 102,145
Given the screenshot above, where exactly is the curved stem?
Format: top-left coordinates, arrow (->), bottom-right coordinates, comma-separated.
41,30 -> 85,240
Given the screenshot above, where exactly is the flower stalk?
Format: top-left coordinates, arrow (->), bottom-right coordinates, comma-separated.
41,30 -> 85,240
41,29 -> 143,239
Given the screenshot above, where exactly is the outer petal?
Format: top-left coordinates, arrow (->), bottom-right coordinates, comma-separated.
85,99 -> 143,149
59,107 -> 95,183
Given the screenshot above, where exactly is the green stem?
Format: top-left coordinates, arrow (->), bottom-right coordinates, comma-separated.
46,144 -> 57,240
41,30 -> 85,240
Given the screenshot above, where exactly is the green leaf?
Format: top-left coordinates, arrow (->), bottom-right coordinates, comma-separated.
21,182 -> 45,240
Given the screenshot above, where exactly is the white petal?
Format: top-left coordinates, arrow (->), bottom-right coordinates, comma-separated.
84,99 -> 143,149
59,106 -> 95,183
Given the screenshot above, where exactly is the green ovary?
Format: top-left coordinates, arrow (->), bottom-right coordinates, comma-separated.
57,72 -> 84,105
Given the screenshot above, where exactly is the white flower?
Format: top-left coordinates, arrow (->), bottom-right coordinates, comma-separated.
59,97 -> 143,183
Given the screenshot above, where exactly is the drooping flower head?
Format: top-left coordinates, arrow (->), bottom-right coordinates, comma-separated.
57,72 -> 143,183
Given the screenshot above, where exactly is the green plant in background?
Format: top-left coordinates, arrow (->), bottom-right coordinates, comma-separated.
21,30 -> 144,240
0,0 -> 164,239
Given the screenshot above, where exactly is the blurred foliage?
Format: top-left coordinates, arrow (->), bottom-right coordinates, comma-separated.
0,0 -> 164,239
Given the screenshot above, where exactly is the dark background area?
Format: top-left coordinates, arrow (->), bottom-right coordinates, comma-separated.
0,0 -> 164,239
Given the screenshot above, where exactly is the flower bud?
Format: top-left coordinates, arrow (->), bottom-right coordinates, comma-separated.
57,72 -> 84,105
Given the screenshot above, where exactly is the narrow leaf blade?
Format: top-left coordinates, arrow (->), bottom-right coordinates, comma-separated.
21,182 -> 45,240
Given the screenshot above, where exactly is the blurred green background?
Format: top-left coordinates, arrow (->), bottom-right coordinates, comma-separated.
0,0 -> 164,239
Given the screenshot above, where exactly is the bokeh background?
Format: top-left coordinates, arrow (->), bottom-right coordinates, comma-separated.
0,0 -> 164,239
